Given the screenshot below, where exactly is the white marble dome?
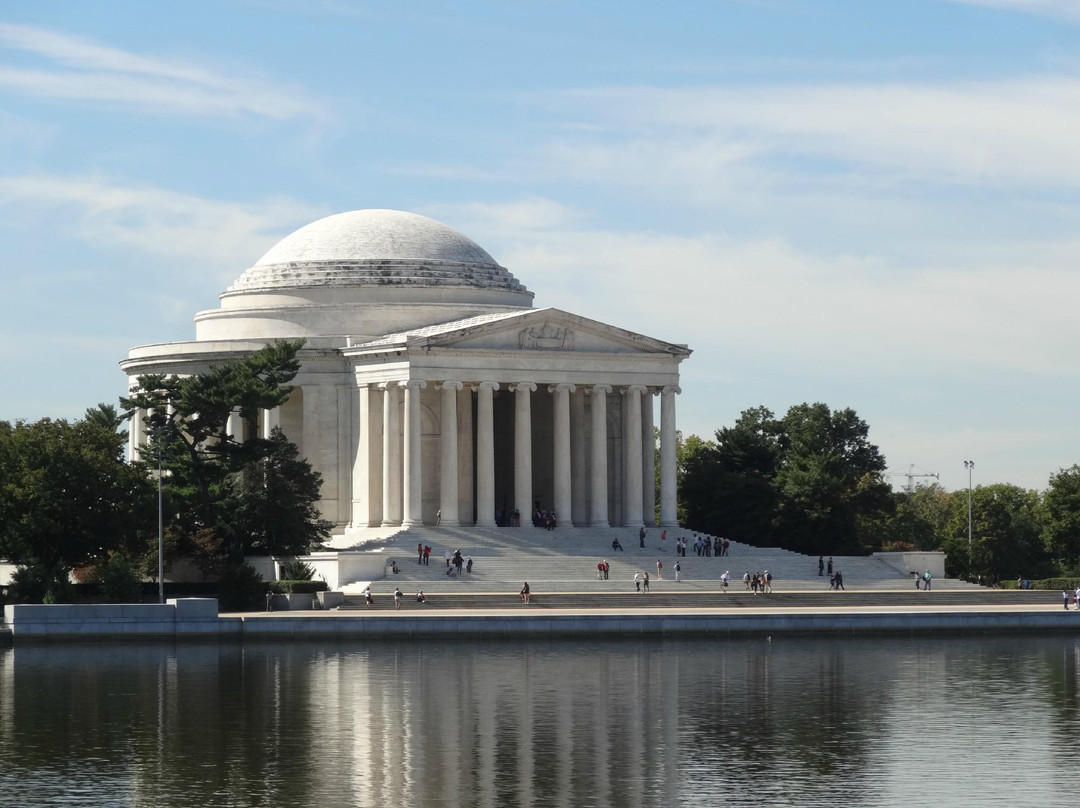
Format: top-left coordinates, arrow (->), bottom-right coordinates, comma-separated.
226,209 -> 530,296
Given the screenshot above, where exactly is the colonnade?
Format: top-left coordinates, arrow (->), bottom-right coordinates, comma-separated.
370,379 -> 680,529
127,406 -> 281,462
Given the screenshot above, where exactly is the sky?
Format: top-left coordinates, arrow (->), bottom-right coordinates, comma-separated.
2,0 -> 1079,494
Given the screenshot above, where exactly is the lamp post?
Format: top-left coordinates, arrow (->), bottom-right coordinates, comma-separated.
157,444 -> 164,605
963,460 -> 974,575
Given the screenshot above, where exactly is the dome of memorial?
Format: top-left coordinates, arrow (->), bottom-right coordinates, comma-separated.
226,209 -> 530,296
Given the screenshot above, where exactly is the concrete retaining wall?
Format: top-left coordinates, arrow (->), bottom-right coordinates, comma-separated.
7,600 -> 1080,643
3,599 -> 237,640
872,551 -> 946,579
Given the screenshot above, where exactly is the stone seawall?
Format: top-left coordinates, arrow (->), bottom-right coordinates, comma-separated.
6,601 -> 1080,643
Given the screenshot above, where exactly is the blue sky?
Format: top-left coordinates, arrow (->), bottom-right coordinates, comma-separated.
2,0 -> 1079,493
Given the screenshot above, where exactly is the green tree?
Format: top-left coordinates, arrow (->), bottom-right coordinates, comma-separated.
679,402 -> 891,554
1043,465 -> 1080,571
121,339 -> 328,562
0,415 -> 156,597
220,429 -> 332,557
943,483 -> 1048,582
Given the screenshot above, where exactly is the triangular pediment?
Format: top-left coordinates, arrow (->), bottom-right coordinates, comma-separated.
414,308 -> 690,356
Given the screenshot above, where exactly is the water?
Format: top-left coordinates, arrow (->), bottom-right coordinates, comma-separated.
2,635 -> 1080,807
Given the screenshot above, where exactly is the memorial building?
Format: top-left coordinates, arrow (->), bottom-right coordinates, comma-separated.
121,209 -> 690,539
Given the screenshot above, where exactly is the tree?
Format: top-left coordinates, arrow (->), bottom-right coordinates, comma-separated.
121,339 -> 327,563
1043,465 -> 1080,570
0,415 -> 156,596
220,429 -> 332,557
943,483 -> 1048,581
679,402 -> 891,554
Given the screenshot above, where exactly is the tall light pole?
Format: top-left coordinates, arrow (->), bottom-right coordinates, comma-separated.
157,443 -> 164,604
964,460 -> 974,574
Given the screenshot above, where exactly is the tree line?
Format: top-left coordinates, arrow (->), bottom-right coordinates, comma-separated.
676,402 -> 1080,583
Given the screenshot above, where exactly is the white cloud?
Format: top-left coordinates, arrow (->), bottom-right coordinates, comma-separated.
0,175 -> 324,279
447,199 -> 1080,379
944,0 -> 1080,20
0,23 -> 324,121
540,79 -> 1080,191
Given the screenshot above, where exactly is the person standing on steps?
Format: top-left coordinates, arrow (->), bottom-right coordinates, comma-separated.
818,556 -> 824,577
923,570 -> 932,591
827,557 -> 834,575
394,587 -> 403,610
466,556 -> 473,575
656,559 -> 664,580
642,571 -> 650,592
639,526 -> 647,548
418,543 -> 424,564
634,571 -> 641,592
520,581 -> 531,604
674,560 -> 682,582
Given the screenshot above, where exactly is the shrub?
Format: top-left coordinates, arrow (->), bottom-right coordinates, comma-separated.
281,579 -> 328,594
9,562 -> 73,604
278,559 -> 315,581
217,561 -> 265,612
92,554 -> 144,603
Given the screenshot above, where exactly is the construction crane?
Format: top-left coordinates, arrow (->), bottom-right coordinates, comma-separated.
885,463 -> 940,494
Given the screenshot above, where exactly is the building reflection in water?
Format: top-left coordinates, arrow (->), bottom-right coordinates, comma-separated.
2,635 -> 1080,807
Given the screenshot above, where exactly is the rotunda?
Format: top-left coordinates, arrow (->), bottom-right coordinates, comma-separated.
123,209 -> 689,537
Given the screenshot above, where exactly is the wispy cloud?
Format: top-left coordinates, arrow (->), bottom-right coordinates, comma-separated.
540,79 -> 1080,191
0,175 -> 324,279
0,23 -> 325,121
446,199 -> 1080,378
943,0 -> 1080,20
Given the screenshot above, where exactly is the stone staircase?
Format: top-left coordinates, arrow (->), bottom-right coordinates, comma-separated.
339,589 -> 1059,611
328,525 -> 973,596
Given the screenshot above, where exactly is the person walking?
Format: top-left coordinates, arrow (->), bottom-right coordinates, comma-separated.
834,570 -> 845,591
721,571 -> 730,591
634,571 -> 641,593
656,559 -> 664,580
923,570 -> 932,591
827,557 -> 834,575
674,561 -> 682,582
394,587 -> 403,610
417,542 -> 424,564
818,556 -> 824,577
466,556 -> 473,575
1065,589 -> 1071,610
603,560 -> 610,580
639,526 -> 647,548
643,571 -> 650,592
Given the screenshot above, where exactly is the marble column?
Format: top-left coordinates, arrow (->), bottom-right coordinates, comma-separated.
590,384 -> 612,527
512,383 -> 537,527
570,389 -> 587,526
129,407 -> 146,463
402,380 -> 427,526
227,409 -> 244,444
624,385 -> 646,528
641,389 -> 656,526
381,382 -> 403,527
439,381 -> 463,526
660,385 -> 680,526
475,381 -> 499,528
261,406 -> 280,439
550,383 -> 575,526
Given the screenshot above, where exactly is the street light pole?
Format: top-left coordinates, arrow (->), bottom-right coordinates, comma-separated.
157,444 -> 164,605
964,460 -> 974,574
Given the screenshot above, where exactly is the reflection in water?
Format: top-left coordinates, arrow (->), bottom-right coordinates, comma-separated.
2,636 -> 1080,807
